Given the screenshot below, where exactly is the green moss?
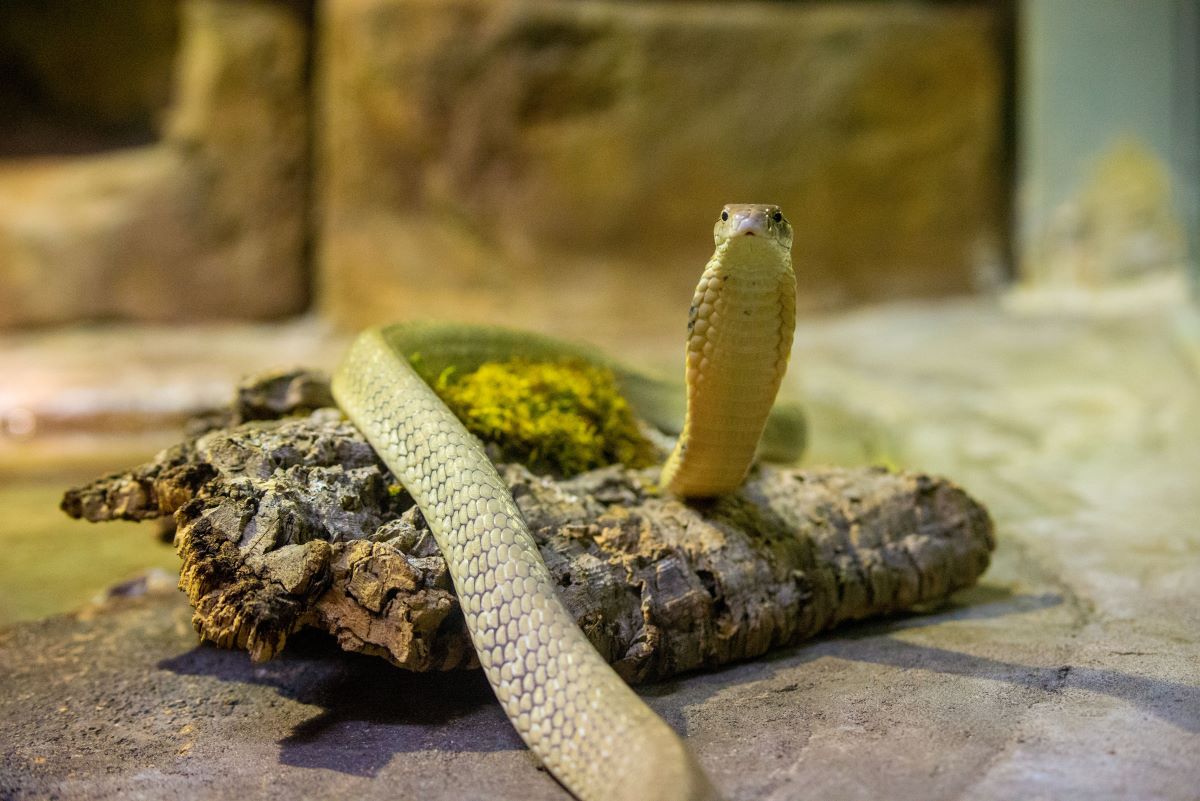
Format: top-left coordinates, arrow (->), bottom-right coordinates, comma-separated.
419,357 -> 657,477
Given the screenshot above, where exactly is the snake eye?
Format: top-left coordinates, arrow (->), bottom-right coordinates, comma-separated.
721,211 -> 729,222
772,211 -> 783,223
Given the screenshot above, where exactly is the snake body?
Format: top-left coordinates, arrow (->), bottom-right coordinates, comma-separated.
332,205 -> 795,801
661,204 -> 796,496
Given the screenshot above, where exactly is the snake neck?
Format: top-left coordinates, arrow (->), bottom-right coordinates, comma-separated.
711,236 -> 792,278
661,236 -> 796,498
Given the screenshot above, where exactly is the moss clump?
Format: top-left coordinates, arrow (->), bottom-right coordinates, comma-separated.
423,358 -> 657,477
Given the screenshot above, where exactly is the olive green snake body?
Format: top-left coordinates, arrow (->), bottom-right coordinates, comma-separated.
332,205 -> 797,801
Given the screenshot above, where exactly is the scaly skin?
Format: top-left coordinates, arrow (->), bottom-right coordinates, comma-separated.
661,204 -> 796,497
332,330 -> 718,801
331,204 -> 797,801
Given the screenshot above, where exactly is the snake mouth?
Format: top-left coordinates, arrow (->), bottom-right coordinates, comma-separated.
732,213 -> 770,239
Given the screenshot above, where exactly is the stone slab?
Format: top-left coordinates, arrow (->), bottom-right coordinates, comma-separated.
0,319 -> 347,477
2,298 -> 1197,800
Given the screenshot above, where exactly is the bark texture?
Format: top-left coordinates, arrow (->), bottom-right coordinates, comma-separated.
63,371 -> 994,684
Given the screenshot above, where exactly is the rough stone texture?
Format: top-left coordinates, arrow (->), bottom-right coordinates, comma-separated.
0,0 -> 310,328
318,0 -> 1006,339
3,299 -> 1197,800
60,379 -> 993,680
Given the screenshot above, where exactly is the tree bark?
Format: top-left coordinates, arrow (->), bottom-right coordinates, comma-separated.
62,370 -> 994,684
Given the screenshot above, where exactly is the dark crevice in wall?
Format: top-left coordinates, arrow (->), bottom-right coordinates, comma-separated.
996,0 -> 1019,283
0,0 -> 180,158
290,0 -> 319,315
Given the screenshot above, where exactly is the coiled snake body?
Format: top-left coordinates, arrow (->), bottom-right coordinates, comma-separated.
332,205 -> 796,801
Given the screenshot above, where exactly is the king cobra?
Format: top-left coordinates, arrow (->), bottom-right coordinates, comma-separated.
332,204 -> 796,801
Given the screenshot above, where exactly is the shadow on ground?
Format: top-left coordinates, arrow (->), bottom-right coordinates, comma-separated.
160,630 -> 524,776
650,586 -> 1199,735
154,584 -> 1193,781
833,588 -> 1199,733
837,637 -> 1199,733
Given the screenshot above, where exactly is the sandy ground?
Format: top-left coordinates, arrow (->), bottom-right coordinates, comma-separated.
1,298 -> 1197,800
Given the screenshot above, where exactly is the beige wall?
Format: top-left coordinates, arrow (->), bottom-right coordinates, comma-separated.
0,0 -> 310,328
318,0 -> 1008,343
0,0 -> 1009,334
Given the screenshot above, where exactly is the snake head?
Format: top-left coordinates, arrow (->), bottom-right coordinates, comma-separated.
714,203 -> 793,250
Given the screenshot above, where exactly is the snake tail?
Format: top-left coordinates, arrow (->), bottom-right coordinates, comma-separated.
332,328 -> 720,801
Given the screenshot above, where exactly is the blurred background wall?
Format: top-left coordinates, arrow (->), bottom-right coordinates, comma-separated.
0,0 -> 1012,341
0,0 -> 1195,336
0,0 -> 311,328
1018,0 -> 1199,298
317,0 -> 1010,340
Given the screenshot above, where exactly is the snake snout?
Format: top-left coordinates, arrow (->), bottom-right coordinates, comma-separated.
732,209 -> 769,237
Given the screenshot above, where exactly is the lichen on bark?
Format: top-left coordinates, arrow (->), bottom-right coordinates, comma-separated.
62,370 -> 994,682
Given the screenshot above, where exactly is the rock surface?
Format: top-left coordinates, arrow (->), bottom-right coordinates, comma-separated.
2,300 -> 1199,800
318,0 -> 1006,338
0,0 -> 310,328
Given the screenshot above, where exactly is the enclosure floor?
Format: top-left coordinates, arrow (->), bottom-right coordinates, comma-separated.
2,298 -> 1197,800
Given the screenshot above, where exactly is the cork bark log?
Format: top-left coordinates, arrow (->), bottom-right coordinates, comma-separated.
62,369 -> 994,684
